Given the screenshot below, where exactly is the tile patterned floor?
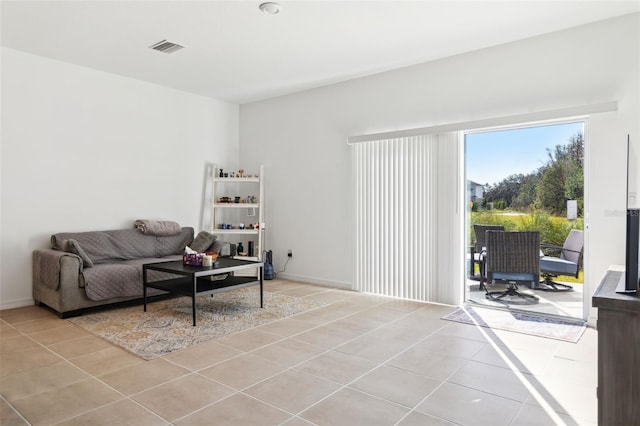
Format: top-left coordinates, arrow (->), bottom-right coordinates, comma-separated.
0,280 -> 597,425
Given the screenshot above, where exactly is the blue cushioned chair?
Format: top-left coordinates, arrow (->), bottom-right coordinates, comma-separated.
538,229 -> 584,292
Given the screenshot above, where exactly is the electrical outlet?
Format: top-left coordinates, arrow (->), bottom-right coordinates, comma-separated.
287,249 -> 293,258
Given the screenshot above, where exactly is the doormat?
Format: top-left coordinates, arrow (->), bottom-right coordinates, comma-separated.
441,306 -> 586,343
68,288 -> 325,360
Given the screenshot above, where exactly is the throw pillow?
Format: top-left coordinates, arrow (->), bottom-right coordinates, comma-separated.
62,239 -> 94,268
190,231 -> 217,253
209,239 -> 223,254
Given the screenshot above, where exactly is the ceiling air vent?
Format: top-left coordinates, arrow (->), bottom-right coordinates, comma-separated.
149,40 -> 184,54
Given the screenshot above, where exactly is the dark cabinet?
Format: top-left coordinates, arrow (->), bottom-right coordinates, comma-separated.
592,269 -> 640,425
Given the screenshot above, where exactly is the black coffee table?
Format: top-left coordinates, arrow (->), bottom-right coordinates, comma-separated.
143,257 -> 264,326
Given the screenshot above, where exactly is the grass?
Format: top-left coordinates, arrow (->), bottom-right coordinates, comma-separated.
470,210 -> 583,246
557,271 -> 584,284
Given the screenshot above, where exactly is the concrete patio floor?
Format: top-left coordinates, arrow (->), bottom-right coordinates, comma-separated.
465,279 -> 585,320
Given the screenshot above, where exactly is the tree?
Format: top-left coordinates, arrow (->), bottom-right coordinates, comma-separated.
564,133 -> 584,203
535,159 -> 567,214
484,174 -> 525,207
480,131 -> 584,214
483,133 -> 584,214
534,132 -> 584,214
512,172 -> 540,211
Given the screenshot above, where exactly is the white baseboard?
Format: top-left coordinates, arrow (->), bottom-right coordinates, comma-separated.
275,273 -> 352,290
1,298 -> 35,311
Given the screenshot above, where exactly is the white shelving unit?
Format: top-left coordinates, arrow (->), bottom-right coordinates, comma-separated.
211,165 -> 264,270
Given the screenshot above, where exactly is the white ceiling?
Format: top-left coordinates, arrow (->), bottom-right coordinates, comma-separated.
2,1 -> 639,104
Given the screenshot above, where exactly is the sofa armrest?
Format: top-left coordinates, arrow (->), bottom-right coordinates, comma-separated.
33,249 -> 82,291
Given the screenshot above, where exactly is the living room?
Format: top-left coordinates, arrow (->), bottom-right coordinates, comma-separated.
1,2 -> 639,425
2,3 -> 638,313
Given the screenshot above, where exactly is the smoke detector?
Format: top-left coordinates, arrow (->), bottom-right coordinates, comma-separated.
148,40 -> 185,54
259,2 -> 281,15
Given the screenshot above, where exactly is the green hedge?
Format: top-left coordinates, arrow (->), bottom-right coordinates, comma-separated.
470,211 -> 583,246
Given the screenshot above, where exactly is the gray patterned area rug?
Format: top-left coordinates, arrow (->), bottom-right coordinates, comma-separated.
442,306 -> 586,343
68,288 -> 324,360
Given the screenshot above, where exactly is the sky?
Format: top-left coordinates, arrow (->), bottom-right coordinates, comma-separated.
465,121 -> 584,186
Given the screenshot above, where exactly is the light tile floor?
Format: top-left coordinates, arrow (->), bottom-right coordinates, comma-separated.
0,280 -> 597,426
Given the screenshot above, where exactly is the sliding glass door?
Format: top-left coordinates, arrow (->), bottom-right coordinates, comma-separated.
464,120 -> 586,319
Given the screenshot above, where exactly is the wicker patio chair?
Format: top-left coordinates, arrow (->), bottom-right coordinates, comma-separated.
538,229 -> 584,291
483,230 -> 540,302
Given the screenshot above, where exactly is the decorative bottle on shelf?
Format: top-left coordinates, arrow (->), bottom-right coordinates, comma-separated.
237,242 -> 244,255
219,169 -> 224,178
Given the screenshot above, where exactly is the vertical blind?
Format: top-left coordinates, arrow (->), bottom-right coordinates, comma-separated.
351,132 -> 461,305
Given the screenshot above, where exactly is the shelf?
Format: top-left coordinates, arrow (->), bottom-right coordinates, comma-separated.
213,229 -> 260,235
145,276 -> 259,296
213,177 -> 259,183
212,165 -> 264,262
214,203 -> 260,209
233,256 -> 259,261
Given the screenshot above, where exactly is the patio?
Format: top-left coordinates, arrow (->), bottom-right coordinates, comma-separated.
466,224 -> 585,320
465,278 -> 584,320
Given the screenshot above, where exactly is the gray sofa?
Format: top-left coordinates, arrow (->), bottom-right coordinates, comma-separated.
32,226 -> 211,318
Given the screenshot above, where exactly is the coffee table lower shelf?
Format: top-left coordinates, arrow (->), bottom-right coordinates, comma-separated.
143,259 -> 264,326
146,276 -> 259,296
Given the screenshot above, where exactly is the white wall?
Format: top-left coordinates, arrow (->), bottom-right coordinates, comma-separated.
0,47 -> 239,309
240,14 -> 639,313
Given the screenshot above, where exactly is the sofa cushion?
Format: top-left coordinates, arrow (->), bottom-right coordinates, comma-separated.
51,228 -> 194,264
156,228 -> 194,257
62,239 -> 94,268
190,231 -> 217,252
83,263 -> 142,301
52,229 -> 155,263
124,256 -> 184,282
